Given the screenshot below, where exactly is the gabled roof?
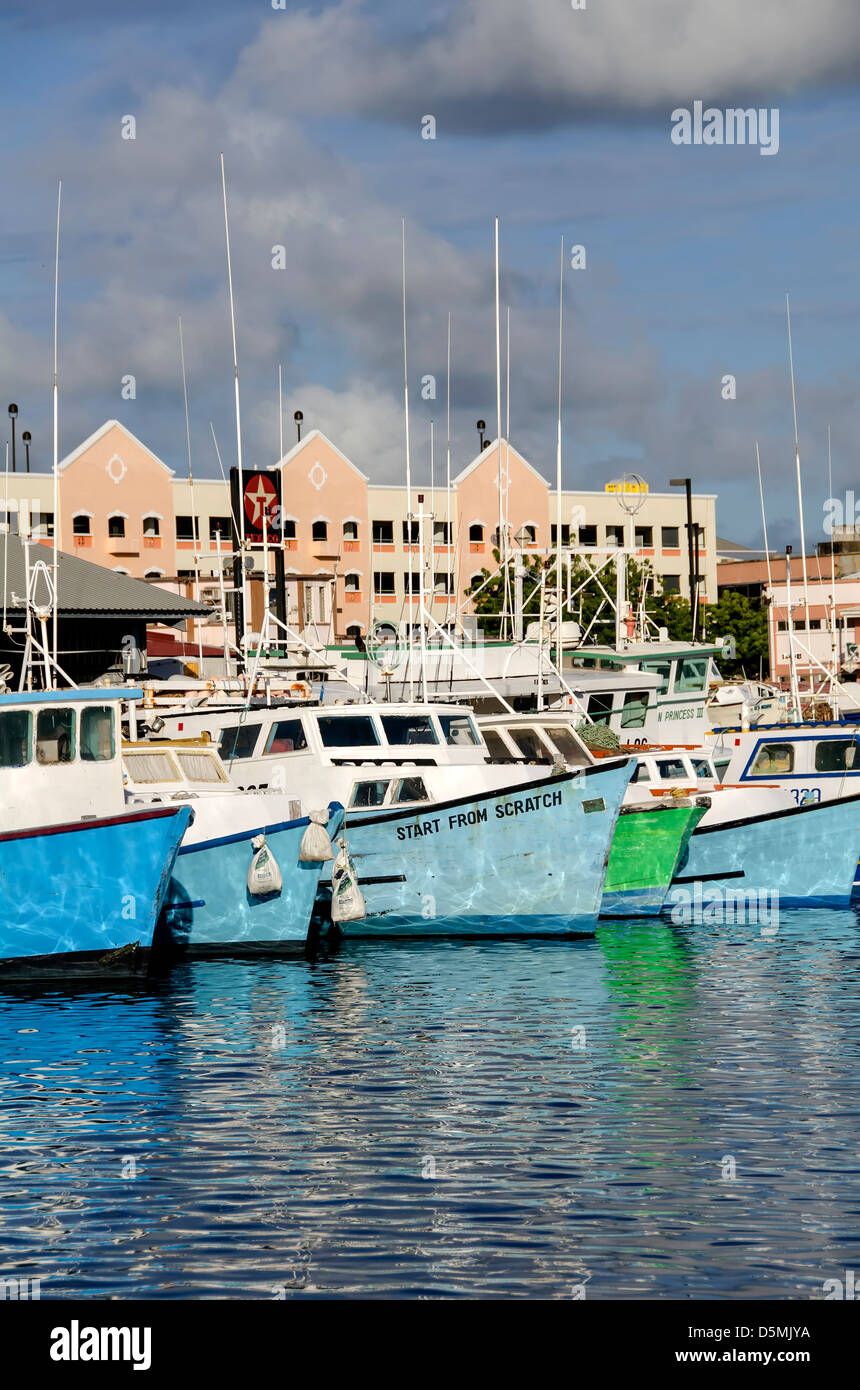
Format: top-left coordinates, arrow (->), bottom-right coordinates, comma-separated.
273,428 -> 369,482
59,420 -> 175,476
0,535 -> 205,619
453,438 -> 550,489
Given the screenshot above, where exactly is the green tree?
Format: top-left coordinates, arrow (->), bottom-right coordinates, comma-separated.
700,589 -> 769,678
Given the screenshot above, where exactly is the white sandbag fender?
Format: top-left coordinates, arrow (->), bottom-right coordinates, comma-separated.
330,837 -> 367,923
248,833 -> 283,896
299,808 -> 335,863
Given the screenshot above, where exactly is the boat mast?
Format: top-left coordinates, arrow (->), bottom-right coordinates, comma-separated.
555,235 -> 564,678
755,442 -> 775,684
220,153 -> 248,660
785,293 -> 812,691
178,316 -> 203,673
400,219 -> 414,700
51,180 -> 61,687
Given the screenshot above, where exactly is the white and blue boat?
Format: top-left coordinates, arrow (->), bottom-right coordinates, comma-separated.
320,759 -> 636,936
0,688 -> 190,979
669,789 -> 860,909
122,740 -> 343,954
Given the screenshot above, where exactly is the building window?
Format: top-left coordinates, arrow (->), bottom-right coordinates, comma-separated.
143,515 -> 161,538
373,571 -> 395,596
550,524 -> 571,546
433,521 -> 451,545
108,515 -> 126,539
662,574 -> 680,593
312,520 -> 328,543
469,523 -> 484,543
606,524 -> 625,547
404,571 -> 422,594
34,512 -> 54,538
144,569 -> 164,580
343,520 -> 359,541
434,572 -> 454,595
372,520 -> 394,545
522,524 -> 537,545
176,515 -> 199,541
578,525 -> 597,546
282,518 -> 296,540
402,520 -> 419,545
661,526 -> 679,548
635,525 -> 653,548
177,569 -> 195,582
72,514 -> 91,536
345,572 -> 360,592
209,516 -> 231,541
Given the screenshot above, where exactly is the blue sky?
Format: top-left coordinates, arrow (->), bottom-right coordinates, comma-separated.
2,0 -> 860,550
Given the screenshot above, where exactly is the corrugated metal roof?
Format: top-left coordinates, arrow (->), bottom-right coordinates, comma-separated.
0,535 -> 207,618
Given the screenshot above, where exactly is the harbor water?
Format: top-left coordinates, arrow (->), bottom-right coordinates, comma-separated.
2,907 -> 859,1300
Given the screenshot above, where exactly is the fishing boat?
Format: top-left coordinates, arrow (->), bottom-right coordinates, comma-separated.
0,688 -> 190,979
122,739 -> 344,955
600,800 -> 707,917
317,757 -> 636,936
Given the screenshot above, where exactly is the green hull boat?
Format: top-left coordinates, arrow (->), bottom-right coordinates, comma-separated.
601,800 -> 707,918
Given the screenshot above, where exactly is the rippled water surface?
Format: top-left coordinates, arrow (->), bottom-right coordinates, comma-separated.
2,909 -> 860,1299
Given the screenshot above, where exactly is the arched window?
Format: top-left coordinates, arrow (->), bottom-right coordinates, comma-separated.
343,520 -> 359,541
143,515 -> 161,537
108,514 -> 126,539
72,513 -> 92,536
344,572 -> 361,592
469,523 -> 484,542
312,520 -> 328,543
144,569 -> 164,580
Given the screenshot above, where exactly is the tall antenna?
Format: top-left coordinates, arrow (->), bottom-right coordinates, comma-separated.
785,293 -> 811,685
51,180 -> 61,685
221,152 -> 248,647
555,237 -> 565,676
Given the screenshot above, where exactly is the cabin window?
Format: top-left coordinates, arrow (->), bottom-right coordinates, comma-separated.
317,714 -> 379,748
438,713 -> 480,746
483,730 -> 513,760
380,714 -> 438,746
630,762 -> 650,783
545,727 -> 581,761
749,743 -> 794,776
814,739 -> 860,773
691,757 -> 713,779
80,706 -> 114,762
36,708 -> 75,765
175,752 -> 226,783
264,719 -> 308,756
0,709 -> 31,766
675,658 -> 709,693
656,758 -> 688,780
510,727 -> 552,762
349,779 -> 390,808
713,759 -> 730,782
218,724 -> 260,760
640,660 -> 671,695
620,690 -> 649,729
392,776 -> 429,803
124,751 -> 180,782
587,692 -> 614,726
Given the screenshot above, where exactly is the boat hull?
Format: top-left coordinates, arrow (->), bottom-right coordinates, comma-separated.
601,802 -> 707,918
323,761 -> 635,936
669,791 -> 860,909
0,806 -> 191,978
158,809 -> 343,954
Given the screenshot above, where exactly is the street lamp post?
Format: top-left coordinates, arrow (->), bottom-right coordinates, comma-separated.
8,404 -> 17,473
670,476 -> 697,641
22,430 -> 31,473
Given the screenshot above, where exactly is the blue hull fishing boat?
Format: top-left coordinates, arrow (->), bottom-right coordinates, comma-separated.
123,740 -> 344,954
0,689 -> 191,979
323,760 -> 635,936
669,790 -> 860,909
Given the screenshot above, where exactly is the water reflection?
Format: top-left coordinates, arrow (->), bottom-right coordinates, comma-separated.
1,912 -> 859,1298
